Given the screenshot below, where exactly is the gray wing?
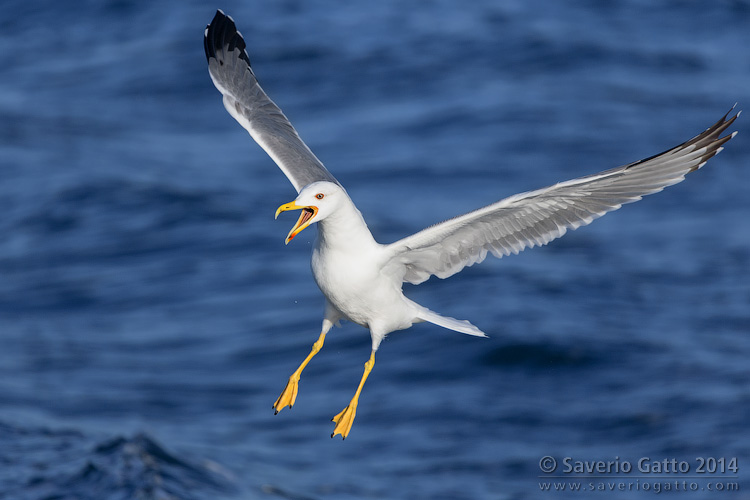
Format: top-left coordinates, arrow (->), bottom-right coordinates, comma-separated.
204,10 -> 339,193
383,109 -> 739,285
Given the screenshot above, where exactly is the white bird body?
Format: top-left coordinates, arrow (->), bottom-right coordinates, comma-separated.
314,204 -> 398,337
302,181 -> 482,350
204,10 -> 738,439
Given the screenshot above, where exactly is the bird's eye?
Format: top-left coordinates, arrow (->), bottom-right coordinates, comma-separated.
315,193 -> 325,200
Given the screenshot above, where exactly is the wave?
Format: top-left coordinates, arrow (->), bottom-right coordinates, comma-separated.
0,421 -> 237,500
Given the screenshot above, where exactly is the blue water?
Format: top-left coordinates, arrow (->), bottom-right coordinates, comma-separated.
1,1 -> 749,499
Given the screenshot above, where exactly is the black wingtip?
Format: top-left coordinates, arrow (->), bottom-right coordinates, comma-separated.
204,9 -> 251,67
682,105 -> 740,173
622,105 -> 740,174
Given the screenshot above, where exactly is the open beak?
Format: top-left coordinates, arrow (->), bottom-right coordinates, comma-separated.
275,201 -> 318,244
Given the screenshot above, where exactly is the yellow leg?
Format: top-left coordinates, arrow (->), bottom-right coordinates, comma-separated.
331,350 -> 375,440
273,330 -> 327,414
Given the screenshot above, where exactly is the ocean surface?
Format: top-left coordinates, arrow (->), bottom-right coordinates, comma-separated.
1,1 -> 749,499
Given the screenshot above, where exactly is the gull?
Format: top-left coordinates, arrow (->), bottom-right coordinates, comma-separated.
204,10 -> 738,439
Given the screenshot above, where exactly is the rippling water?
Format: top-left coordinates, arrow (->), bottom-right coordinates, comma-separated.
1,1 -> 749,499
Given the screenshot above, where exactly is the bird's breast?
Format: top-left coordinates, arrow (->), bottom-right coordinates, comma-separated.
311,244 -> 408,330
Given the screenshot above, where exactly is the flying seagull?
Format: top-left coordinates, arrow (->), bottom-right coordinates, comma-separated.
204,10 -> 738,439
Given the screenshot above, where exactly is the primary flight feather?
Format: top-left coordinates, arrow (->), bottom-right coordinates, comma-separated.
204,10 -> 738,439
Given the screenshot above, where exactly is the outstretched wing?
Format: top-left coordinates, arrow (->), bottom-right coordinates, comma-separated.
204,10 -> 339,193
384,109 -> 739,285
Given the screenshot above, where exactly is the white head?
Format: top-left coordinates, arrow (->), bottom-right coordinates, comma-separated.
275,181 -> 347,244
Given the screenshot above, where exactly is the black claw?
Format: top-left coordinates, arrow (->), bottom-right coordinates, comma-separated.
274,409 -> 279,415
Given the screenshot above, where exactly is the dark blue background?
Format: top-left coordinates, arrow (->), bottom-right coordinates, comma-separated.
1,1 -> 748,498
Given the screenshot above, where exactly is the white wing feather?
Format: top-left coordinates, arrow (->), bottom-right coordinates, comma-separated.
384,110 -> 739,285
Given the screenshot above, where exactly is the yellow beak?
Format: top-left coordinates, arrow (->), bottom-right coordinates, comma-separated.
275,201 -> 318,244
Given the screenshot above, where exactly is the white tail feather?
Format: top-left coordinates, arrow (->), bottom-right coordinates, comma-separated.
414,306 -> 487,337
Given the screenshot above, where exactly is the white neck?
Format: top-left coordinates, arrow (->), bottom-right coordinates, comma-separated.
316,195 -> 378,252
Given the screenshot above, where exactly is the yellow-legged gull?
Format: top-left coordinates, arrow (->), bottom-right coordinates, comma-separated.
204,10 -> 738,439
